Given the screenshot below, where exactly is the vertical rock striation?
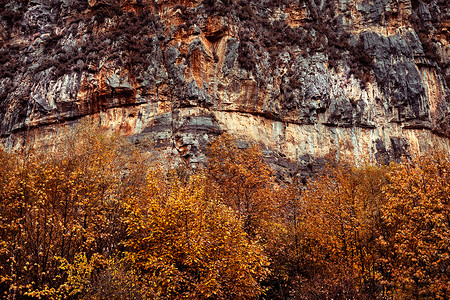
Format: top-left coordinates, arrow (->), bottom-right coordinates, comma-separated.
0,0 -> 449,172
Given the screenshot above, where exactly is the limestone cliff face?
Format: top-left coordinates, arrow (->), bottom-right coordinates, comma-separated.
1,0 -> 449,171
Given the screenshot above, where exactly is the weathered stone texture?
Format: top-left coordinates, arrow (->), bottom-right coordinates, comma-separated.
1,0 -> 449,172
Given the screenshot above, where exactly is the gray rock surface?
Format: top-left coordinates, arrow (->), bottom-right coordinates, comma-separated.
1,0 -> 449,175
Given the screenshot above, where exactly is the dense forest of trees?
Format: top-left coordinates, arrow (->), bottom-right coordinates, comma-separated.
0,124 -> 449,299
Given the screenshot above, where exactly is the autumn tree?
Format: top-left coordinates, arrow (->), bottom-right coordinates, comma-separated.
122,168 -> 270,299
295,157 -> 389,298
0,147 -> 21,298
1,125 -> 449,300
379,152 -> 450,299
285,151 -> 450,299
206,134 -> 304,298
0,122 -> 148,298
206,134 -> 279,238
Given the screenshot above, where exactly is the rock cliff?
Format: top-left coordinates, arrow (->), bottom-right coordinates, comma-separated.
1,0 -> 450,172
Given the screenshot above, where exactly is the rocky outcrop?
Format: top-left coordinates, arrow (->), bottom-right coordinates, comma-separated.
1,0 -> 449,173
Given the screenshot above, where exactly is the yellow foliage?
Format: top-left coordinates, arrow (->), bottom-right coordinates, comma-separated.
206,133 -> 278,238
297,158 -> 389,297
0,122 -> 147,298
123,169 -> 270,299
1,129 -> 449,299
380,152 -> 450,299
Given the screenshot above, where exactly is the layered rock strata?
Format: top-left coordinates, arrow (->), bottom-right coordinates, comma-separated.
1,0 -> 449,173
